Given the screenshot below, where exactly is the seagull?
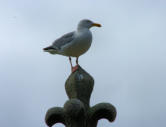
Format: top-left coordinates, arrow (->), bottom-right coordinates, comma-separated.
43,19 -> 101,72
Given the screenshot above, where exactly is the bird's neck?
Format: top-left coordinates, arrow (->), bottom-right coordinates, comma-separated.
77,27 -> 89,32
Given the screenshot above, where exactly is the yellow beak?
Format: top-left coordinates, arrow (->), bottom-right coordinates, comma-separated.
92,23 -> 102,27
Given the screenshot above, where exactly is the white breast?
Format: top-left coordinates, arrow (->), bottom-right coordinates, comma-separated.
62,29 -> 92,57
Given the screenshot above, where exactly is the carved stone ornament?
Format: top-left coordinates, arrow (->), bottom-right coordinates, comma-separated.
45,66 -> 116,127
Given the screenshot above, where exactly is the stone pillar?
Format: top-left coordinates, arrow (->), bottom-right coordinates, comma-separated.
45,66 -> 116,127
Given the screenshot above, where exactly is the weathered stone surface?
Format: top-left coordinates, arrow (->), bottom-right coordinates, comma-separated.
87,103 -> 116,127
65,66 -> 94,109
45,107 -> 65,127
64,99 -> 86,127
45,65 -> 116,127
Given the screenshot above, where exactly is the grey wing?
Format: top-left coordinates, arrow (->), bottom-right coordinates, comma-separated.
52,31 -> 75,50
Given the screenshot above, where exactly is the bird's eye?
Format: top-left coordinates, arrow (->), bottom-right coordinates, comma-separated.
86,20 -> 91,23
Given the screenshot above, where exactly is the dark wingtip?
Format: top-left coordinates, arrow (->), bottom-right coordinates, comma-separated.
43,46 -> 54,51
43,47 -> 48,51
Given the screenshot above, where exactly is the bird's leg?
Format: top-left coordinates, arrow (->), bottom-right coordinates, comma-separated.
71,57 -> 79,73
69,57 -> 79,73
69,57 -> 78,73
76,57 -> 79,65
69,57 -> 73,72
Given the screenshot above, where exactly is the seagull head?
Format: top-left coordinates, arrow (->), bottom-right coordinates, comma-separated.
77,19 -> 101,30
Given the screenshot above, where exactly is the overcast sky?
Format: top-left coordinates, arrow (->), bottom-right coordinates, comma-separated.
0,0 -> 166,127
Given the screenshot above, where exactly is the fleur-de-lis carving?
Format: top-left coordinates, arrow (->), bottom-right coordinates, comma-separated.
45,66 -> 116,127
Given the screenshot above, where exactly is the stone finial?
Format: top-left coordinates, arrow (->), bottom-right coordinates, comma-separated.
65,66 -> 94,109
45,66 -> 116,127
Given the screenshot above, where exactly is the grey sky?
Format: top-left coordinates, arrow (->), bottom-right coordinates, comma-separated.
0,0 -> 166,127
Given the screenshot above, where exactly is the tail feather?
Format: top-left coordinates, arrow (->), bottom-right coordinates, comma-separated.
43,46 -> 57,54
43,46 -> 55,51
